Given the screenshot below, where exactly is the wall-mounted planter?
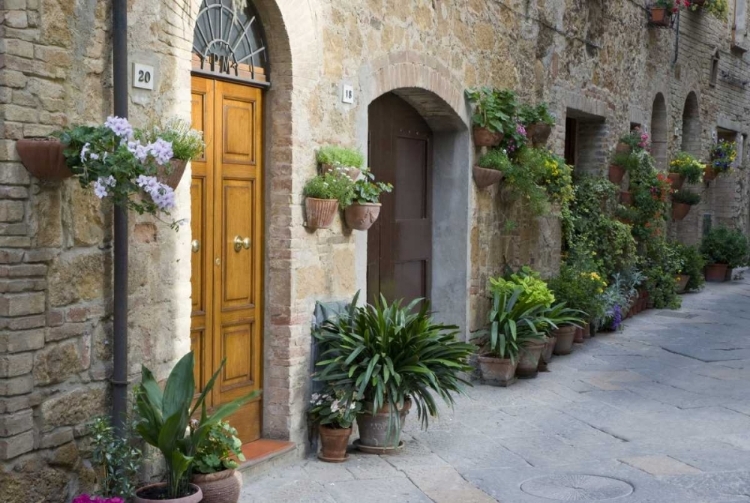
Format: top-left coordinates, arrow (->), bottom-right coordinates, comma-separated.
157,159 -> 188,189
473,127 -> 502,147
649,7 -> 671,26
305,198 -> 338,229
344,202 -> 381,231
620,191 -> 633,206
608,165 -> 625,184
667,173 -> 685,190
472,166 -> 504,189
527,123 -> 552,147
16,138 -> 73,180
703,165 -> 717,182
671,202 -> 691,221
320,163 -> 361,182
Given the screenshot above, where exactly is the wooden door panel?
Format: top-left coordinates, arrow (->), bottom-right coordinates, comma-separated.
220,92 -> 258,166
394,261 -> 427,302
221,180 -> 256,309
395,137 -> 428,220
190,178 -> 207,315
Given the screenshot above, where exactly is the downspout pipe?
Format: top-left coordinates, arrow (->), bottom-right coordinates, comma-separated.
111,0 -> 129,435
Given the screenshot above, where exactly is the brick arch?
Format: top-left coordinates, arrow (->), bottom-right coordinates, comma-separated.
651,92 -> 669,170
681,91 -> 702,157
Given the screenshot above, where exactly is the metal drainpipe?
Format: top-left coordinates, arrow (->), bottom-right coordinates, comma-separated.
111,0 -> 129,435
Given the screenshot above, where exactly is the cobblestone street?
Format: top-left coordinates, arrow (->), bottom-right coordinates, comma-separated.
242,274 -> 750,502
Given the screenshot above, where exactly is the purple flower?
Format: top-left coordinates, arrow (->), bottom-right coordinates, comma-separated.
136,175 -> 175,211
104,116 -> 133,139
611,305 -> 622,330
73,496 -> 123,503
516,124 -> 527,136
148,138 -> 174,166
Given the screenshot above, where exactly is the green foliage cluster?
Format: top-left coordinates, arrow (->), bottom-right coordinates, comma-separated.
482,287 -> 549,362
627,150 -> 671,242
672,242 -> 706,291
89,416 -> 142,499
303,172 -> 355,206
193,421 -> 245,474
669,151 -> 705,183
350,168 -> 393,205
547,262 -> 607,321
672,189 -> 701,205
489,266 -> 555,311
700,227 -> 750,268
690,0 -> 729,20
640,240 -> 682,309
478,147 -> 551,216
518,102 -> 555,127
316,145 -> 365,168
309,387 -> 363,429
138,118 -> 205,161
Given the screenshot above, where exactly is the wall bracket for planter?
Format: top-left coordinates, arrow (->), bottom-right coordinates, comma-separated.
15,138 -> 73,180
472,166 -> 503,189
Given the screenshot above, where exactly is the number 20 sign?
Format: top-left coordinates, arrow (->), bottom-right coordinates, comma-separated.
133,63 -> 155,90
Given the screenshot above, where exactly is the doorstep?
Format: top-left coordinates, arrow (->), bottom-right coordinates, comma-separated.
237,439 -> 297,479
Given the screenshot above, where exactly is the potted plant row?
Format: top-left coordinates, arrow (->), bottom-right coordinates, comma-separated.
671,189 -> 701,221
700,227 -> 749,282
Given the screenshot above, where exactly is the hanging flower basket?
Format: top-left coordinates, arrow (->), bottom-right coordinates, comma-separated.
608,165 -> 626,184
157,159 -> 188,189
16,138 -> 73,180
472,166 -> 504,188
672,202 -> 692,221
473,127 -> 503,147
344,202 -> 381,231
305,198 -> 338,229
667,173 -> 685,190
649,7 -> 671,26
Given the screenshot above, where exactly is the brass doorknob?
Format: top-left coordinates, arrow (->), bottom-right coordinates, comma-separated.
191,240 -> 200,253
233,235 -> 251,252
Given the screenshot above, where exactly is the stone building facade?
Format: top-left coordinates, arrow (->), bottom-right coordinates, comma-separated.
1,0 -> 749,500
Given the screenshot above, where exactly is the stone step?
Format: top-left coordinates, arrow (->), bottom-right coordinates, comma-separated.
236,439 -> 298,480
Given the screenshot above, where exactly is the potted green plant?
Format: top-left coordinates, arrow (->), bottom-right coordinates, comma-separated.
700,227 -> 750,282
315,293 -> 474,453
706,140 -> 737,181
540,302 -> 586,364
649,0 -> 678,26
669,151 -> 705,190
671,189 -> 700,221
609,151 -> 640,185
519,102 -> 555,146
88,416 -> 142,501
343,168 -> 392,230
616,127 -> 650,153
465,87 -> 506,147
688,0 -> 729,19
316,145 -> 365,181
133,352 -> 258,503
303,172 -> 354,230
191,422 -> 244,503
309,387 -> 362,462
136,118 -> 206,188
474,148 -> 510,188
673,242 -> 706,292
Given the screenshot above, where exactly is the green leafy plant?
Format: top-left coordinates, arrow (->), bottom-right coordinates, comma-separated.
314,293 -> 474,435
672,189 -> 701,205
489,266 -> 555,312
547,262 -> 607,321
618,126 -> 649,150
611,151 -> 641,173
193,421 -> 245,474
641,239 -> 682,309
701,227 -> 750,268
316,145 -> 365,169
673,242 -> 706,291
670,151 -> 705,183
477,148 -> 513,172
348,168 -> 392,205
518,102 -> 555,126
539,151 -> 574,206
544,302 -> 586,333
138,118 -> 205,161
690,0 -> 729,19
89,416 -> 142,499
465,87 -> 513,133
309,387 -> 362,429
134,352 -> 259,499
303,172 -> 354,206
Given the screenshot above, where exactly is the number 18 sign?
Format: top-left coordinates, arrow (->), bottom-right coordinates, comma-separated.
133,63 -> 155,90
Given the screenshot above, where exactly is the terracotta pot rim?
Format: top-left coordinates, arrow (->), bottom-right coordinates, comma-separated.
192,468 -> 236,482
478,354 -> 514,362
320,425 -> 353,433
135,482 -> 203,502
306,197 -> 339,203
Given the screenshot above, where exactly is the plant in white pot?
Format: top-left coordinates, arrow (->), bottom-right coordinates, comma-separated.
133,352 -> 258,503
314,292 -> 474,453
343,168 -> 392,231
191,421 -> 245,503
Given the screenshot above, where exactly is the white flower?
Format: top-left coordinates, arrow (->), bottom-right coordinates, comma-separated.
311,393 -> 321,401
92,178 -> 109,199
80,143 -> 91,163
330,401 -> 341,413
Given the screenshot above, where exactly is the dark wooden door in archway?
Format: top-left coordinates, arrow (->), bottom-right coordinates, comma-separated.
367,93 -> 433,305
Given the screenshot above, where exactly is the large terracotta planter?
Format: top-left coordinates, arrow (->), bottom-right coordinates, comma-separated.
318,425 -> 352,462
608,165 -> 626,184
157,159 -> 188,189
134,483 -> 203,503
321,163 -> 361,181
705,263 -> 728,282
726,267 -> 734,281
527,122 -> 552,146
675,274 -> 690,293
516,340 -> 546,379
672,202 -> 692,221
344,203 -> 381,230
356,400 -> 409,451
16,138 -> 73,180
477,355 -> 517,387
620,191 -> 633,206
472,166 -> 504,188
473,126 -> 502,147
537,336 -> 556,372
192,470 -> 241,503
650,7 -> 670,26
552,325 -> 577,355
704,165 -> 717,182
305,198 -> 339,229
574,322 -> 590,343
668,173 -> 685,190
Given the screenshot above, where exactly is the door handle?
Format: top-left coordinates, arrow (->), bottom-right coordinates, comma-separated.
233,235 -> 251,252
191,240 -> 200,253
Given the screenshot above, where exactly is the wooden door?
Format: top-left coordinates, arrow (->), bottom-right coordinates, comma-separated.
191,75 -> 263,443
367,93 -> 433,305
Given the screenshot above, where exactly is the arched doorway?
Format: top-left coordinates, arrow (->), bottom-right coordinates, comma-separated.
651,93 -> 668,169
681,92 -> 701,156
190,0 -> 269,444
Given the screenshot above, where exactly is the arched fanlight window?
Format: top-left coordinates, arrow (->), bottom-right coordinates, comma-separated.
192,0 -> 269,85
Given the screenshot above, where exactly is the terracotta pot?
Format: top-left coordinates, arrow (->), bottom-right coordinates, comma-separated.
705,264 -> 729,283
477,355 -> 517,387
134,483 -> 203,503
192,470 -> 241,503
527,122 -> 553,146
608,165 -> 626,184
344,203 -> 381,230
541,336 -> 556,364
620,191 -> 633,206
473,126 -> 503,147
668,173 -> 685,190
573,326 -> 585,343
305,198 -> 339,229
672,202 -> 691,221
650,7 -> 670,26
15,138 -> 73,180
321,163 -> 361,181
726,267 -> 734,281
615,142 -> 631,154
675,274 -> 690,293
516,340 -> 546,379
553,325 -> 577,355
156,159 -> 188,189
472,166 -> 504,188
318,425 -> 352,462
704,165 -> 717,182
581,322 -> 591,339
356,400 -> 409,450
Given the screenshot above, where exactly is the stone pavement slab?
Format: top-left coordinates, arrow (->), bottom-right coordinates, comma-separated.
241,274 -> 750,502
